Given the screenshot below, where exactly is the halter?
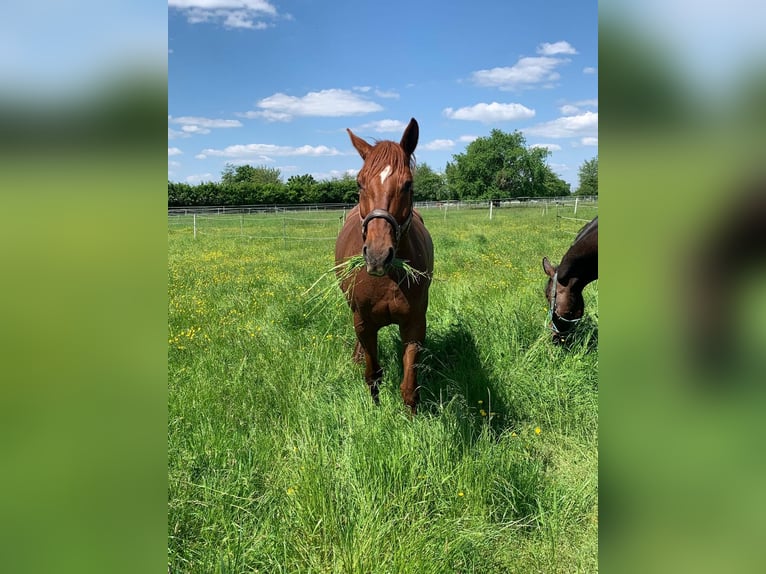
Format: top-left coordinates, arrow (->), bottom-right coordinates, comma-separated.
547,270 -> 583,334
360,208 -> 413,245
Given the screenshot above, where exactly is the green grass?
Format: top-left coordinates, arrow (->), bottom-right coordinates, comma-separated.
168,205 -> 598,573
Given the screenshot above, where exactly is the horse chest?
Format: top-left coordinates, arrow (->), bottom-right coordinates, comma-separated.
352,279 -> 414,324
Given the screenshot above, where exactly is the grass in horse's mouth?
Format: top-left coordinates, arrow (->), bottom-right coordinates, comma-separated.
338,254 -> 429,286
303,254 -> 429,311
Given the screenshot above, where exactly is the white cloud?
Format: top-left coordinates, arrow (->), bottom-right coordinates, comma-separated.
182,125 -> 211,135
470,41 -> 578,91
581,137 -> 598,146
168,116 -> 242,137
458,135 -> 479,143
443,102 -> 535,123
548,162 -> 570,173
169,0 -> 275,9
576,98 -> 598,108
239,110 -> 291,121
537,41 -> 578,56
559,104 -> 580,115
169,1 -> 279,29
559,99 -> 598,115
525,111 -> 598,139
422,139 -> 455,151
530,143 -> 562,152
168,147 -> 183,156
353,86 -> 398,99
374,89 -> 399,99
197,143 -> 343,160
185,173 -> 215,184
311,168 -> 358,181
169,116 -> 243,128
583,66 -> 597,74
168,128 -> 190,140
246,89 -> 383,121
223,11 -> 271,29
357,119 -> 408,133
471,56 -> 568,90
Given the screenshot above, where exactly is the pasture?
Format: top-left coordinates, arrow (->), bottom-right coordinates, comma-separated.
168,204 -> 598,573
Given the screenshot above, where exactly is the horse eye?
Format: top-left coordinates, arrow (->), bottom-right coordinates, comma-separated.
402,181 -> 412,193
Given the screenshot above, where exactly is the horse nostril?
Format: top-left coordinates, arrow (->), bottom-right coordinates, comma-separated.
363,245 -> 368,258
384,248 -> 394,265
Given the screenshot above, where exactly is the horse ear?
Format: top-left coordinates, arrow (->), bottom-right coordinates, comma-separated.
400,118 -> 419,156
347,128 -> 372,159
542,257 -> 556,278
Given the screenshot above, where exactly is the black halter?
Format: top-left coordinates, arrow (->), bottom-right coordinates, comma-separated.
547,271 -> 583,334
361,208 -> 412,244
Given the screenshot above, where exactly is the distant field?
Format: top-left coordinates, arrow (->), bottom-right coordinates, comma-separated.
168,204 -> 598,573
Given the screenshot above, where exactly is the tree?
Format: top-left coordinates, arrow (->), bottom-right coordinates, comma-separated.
445,129 -> 568,199
575,157 -> 598,196
286,174 -> 317,204
221,163 -> 282,186
413,163 -> 448,201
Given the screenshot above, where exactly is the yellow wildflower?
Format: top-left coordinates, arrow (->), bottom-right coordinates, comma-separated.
534,426 -> 541,435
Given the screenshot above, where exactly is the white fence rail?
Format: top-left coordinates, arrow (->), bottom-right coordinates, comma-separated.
167,196 -> 598,216
168,196 -> 597,241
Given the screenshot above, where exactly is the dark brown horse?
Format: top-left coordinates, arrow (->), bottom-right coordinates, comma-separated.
542,216 -> 598,342
335,118 -> 434,413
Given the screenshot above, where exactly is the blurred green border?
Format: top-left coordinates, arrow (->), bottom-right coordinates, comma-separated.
0,70 -> 168,573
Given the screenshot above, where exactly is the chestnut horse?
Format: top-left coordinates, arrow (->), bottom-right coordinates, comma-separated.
335,118 -> 434,413
542,216 -> 598,342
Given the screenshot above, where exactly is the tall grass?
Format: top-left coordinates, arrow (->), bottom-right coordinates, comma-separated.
168,206 -> 598,573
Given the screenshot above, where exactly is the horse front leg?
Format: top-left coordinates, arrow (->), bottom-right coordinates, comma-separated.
352,340 -> 365,363
354,316 -> 382,405
399,319 -> 426,415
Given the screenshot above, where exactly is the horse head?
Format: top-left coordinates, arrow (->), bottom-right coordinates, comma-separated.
543,256 -> 585,340
347,118 -> 418,276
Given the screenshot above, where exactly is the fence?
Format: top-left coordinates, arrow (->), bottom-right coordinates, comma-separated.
167,196 -> 597,216
168,196 -> 597,241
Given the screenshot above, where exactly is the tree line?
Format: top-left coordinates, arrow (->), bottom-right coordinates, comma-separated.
168,129 -> 597,207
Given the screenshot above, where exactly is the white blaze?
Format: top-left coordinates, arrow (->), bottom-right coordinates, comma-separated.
379,165 -> 392,184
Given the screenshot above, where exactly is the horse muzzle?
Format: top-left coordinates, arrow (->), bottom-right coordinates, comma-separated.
363,244 -> 394,276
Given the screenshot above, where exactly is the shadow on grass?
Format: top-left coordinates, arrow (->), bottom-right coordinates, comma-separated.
414,323 -> 518,437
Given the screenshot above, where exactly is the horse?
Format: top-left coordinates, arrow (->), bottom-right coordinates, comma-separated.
335,118 -> 434,414
542,216 -> 598,342
684,175 -> 766,380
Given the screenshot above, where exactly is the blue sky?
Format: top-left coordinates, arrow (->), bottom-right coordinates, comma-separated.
168,0 -> 597,189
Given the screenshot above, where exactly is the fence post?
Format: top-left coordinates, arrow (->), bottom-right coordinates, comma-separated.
574,197 -> 579,215
489,201 -> 493,220
193,213 -> 197,239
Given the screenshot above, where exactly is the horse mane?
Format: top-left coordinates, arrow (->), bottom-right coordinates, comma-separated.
574,216 -> 598,244
558,216 -> 598,284
358,140 -> 416,185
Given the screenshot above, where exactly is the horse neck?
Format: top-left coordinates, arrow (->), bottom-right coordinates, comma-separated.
393,208 -> 415,257
558,246 -> 597,291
